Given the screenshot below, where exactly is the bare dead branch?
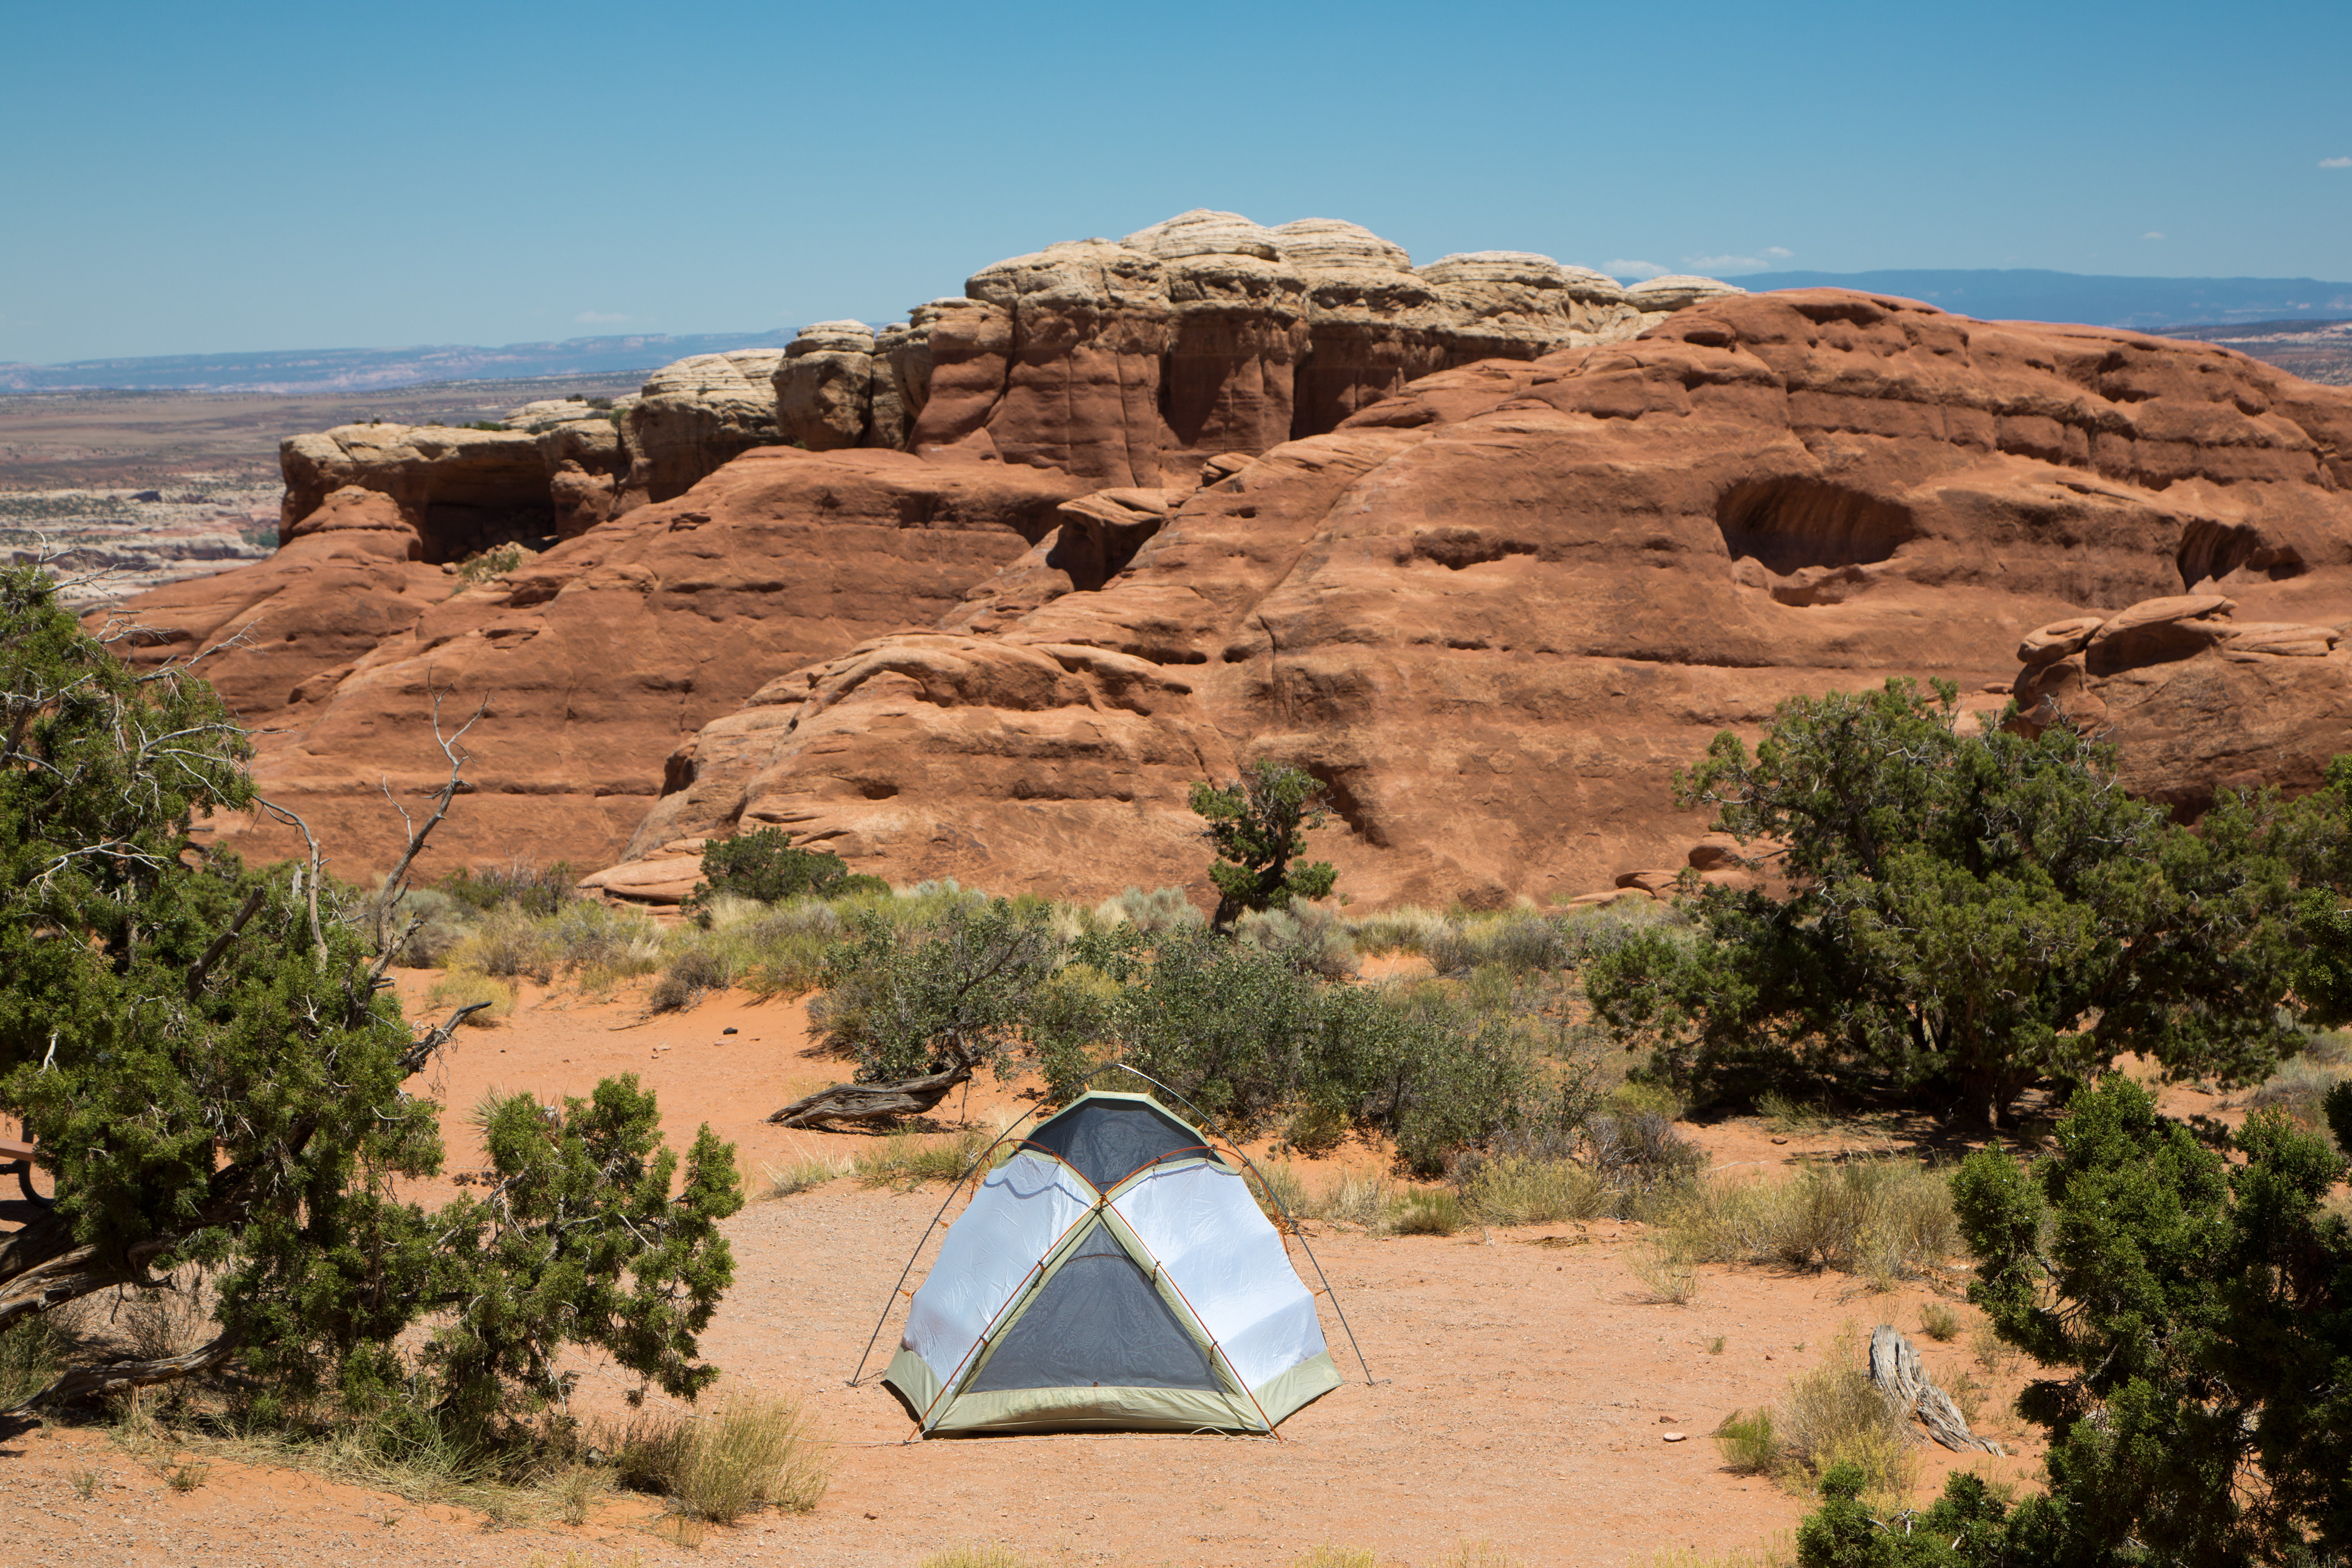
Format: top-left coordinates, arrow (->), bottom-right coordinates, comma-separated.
399,1002 -> 490,1076
186,888 -> 268,1001
369,691 -> 486,978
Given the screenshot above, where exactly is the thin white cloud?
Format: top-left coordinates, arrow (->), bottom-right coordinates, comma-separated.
2321,156 -> 2352,168
2142,231 -> 2166,240
1765,246 -> 1793,259
1685,253 -> 1772,275
1605,259 -> 1668,280
576,310 -> 632,325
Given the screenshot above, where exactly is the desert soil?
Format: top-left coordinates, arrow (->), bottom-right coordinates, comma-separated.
5,972 -> 2204,1568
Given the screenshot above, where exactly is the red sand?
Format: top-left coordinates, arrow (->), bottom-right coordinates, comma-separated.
11,972 -> 2211,1567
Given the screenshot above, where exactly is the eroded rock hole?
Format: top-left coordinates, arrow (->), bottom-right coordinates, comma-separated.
2177,518 -> 2305,590
1714,480 -> 1916,576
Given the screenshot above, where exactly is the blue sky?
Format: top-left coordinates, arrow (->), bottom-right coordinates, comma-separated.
4,0 -> 2348,362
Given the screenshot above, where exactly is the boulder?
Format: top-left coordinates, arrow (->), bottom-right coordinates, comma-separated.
2083,593 -> 2239,674
774,320 -> 877,452
1626,275 -> 1750,317
279,424 -> 553,563
614,350 -> 783,510
2017,614 -> 2106,666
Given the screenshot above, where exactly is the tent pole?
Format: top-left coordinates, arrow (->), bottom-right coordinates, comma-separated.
845,1104 -> 1045,1389
1099,1063 -> 1378,1387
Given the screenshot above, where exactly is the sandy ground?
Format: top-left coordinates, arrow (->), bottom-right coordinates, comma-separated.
6,974 -> 2183,1568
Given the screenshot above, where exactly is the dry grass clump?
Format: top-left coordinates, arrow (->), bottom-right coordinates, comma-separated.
1236,903 -> 1358,979
764,1149 -> 852,1198
1628,1240 -> 1700,1304
1288,1549 -> 1380,1568
1459,1154 -> 1613,1225
1755,1090 -> 1836,1136
1659,1158 -> 1958,1285
597,1395 -> 828,1523
1770,1328 -> 1917,1499
1919,1300 -> 1962,1342
1456,1110 -> 1703,1227
1345,904 -> 1447,957
920,1548 -> 1040,1568
425,969 -> 513,1025
1390,1189 -> 1466,1235
1091,885 -> 1207,934
852,1124 -> 997,1189
1251,1161 -> 1310,1223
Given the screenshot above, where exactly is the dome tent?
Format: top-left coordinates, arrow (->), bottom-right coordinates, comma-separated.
881,1089 -> 1345,1435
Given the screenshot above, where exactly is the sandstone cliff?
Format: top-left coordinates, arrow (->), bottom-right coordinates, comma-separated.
183,449 -> 1084,872
582,289 -> 2352,908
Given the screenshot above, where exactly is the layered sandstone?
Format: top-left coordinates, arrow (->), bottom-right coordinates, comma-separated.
588,289 -> 2352,908
273,214 -> 1736,549
182,449 -> 1084,872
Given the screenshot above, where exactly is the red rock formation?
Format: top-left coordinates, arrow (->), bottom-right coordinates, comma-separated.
171,450 -> 1083,874
589,289 -> 2352,908
93,486 -> 448,723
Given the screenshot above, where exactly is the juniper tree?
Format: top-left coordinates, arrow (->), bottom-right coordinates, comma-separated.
0,564 -> 739,1437
1586,679 -> 2301,1124
1190,759 -> 1339,931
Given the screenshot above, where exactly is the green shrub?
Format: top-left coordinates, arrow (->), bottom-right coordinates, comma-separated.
436,857 -> 577,917
375,886 -> 476,968
649,946 -> 731,1012
454,543 -> 529,583
0,1308 -> 75,1405
1713,1407 -> 1777,1474
1586,678 -> 2312,1125
680,828 -> 847,918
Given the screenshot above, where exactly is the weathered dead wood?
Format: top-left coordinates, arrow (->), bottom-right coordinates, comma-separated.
769,1063 -> 973,1128
1870,1322 -> 2003,1454
4,1328 -> 243,1415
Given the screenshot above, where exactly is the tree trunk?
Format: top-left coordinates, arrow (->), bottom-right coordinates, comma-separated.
767,1062 -> 974,1128
1869,1323 -> 2003,1453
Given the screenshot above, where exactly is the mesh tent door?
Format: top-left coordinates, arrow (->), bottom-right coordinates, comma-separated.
964,1220 -> 1222,1393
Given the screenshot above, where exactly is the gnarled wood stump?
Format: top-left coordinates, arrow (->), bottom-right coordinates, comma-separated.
767,1062 -> 972,1128
1870,1323 -> 2004,1454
